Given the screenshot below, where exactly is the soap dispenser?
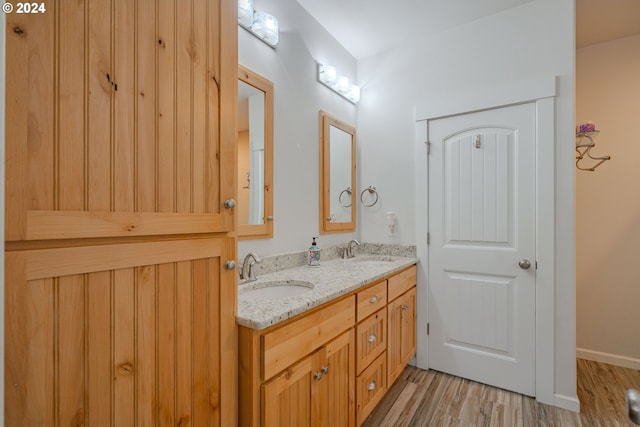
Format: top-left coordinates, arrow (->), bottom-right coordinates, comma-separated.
308,237 -> 320,267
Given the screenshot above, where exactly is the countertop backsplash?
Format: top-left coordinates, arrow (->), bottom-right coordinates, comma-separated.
240,242 -> 417,276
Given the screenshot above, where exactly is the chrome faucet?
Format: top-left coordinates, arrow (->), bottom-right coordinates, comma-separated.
240,252 -> 262,282
342,239 -> 361,259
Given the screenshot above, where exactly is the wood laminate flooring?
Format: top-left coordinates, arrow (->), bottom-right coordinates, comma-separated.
362,358 -> 640,426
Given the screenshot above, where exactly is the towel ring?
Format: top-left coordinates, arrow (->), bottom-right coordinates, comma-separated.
360,186 -> 379,208
338,187 -> 352,207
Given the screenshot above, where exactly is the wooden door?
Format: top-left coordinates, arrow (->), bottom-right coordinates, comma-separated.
312,329 -> 356,427
5,0 -> 238,425
427,103 -> 536,395
387,288 -> 416,385
5,0 -> 236,242
6,238 -> 236,426
262,355 -> 314,427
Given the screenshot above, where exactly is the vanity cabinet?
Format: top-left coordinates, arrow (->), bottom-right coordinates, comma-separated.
239,264 -> 417,427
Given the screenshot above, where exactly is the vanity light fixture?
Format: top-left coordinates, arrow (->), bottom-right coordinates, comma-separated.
318,63 -> 360,104
237,0 -> 279,48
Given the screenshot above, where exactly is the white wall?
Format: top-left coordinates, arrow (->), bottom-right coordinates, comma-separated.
357,0 -> 577,408
576,34 -> 640,368
238,0 -> 358,258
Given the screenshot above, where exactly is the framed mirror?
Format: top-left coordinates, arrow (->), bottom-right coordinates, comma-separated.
319,110 -> 356,234
238,65 -> 274,239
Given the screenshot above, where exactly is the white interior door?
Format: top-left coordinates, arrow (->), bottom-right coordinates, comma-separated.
427,102 -> 536,396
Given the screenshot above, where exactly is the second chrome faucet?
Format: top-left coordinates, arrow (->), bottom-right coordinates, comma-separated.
342,239 -> 361,259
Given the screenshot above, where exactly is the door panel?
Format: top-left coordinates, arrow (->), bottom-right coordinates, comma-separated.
5,238 -> 234,427
428,103 -> 536,396
5,0 -> 235,242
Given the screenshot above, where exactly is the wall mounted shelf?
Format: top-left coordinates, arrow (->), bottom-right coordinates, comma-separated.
576,131 -> 611,171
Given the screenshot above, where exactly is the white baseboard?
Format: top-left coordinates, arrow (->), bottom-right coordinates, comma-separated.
577,348 -> 640,370
554,394 -> 581,413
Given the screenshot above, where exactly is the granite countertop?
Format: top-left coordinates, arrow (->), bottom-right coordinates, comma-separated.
236,254 -> 418,330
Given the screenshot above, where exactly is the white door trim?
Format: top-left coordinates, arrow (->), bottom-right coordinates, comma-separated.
414,75 -> 557,407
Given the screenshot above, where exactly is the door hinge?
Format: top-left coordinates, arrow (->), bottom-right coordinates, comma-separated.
427,232 -> 430,245
426,141 -> 432,155
427,323 -> 430,335
535,260 -> 538,270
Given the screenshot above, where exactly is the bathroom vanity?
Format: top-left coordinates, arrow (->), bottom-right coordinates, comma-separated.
237,256 -> 417,427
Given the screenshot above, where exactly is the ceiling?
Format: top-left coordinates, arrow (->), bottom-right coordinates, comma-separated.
294,0 -> 640,60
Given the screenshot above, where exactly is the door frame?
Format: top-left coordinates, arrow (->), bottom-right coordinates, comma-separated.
413,76 -> 556,406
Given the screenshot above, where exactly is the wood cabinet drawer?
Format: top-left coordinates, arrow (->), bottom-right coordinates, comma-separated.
387,265 -> 417,302
356,351 -> 387,426
356,307 -> 387,375
357,280 -> 387,322
261,296 -> 355,381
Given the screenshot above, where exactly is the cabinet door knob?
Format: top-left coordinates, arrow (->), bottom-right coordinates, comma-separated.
224,261 -> 236,270
367,381 -> 377,391
369,295 -> 378,304
224,199 -> 236,209
313,372 -> 323,381
401,304 -> 410,311
367,334 -> 377,343
321,366 -> 329,375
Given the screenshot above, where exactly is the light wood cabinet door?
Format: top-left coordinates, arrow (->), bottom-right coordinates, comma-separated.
262,354 -> 314,427
5,237 -> 237,427
5,0 -> 238,426
5,0 -> 237,242
262,329 -> 355,427
387,287 -> 417,386
312,329 -> 356,427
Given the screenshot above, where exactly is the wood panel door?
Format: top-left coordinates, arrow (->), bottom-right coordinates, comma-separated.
312,329 -> 356,427
262,354 -> 314,427
5,237 -> 237,426
387,287 -> 416,386
5,0 -> 237,243
5,0 -> 238,426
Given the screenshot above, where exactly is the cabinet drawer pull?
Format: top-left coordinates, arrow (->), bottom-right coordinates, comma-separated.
367,334 -> 377,343
367,381 -> 377,391
313,372 -> 323,381
369,295 -> 378,304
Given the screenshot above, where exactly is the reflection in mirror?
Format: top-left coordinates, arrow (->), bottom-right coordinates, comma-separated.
319,110 -> 356,234
238,65 -> 273,239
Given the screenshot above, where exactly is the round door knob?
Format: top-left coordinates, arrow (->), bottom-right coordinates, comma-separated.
224,199 -> 236,209
224,261 -> 236,270
518,259 -> 531,270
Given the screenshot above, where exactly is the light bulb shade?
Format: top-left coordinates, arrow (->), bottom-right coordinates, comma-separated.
251,11 -> 279,46
347,85 -> 361,103
318,64 -> 337,86
238,0 -> 254,27
336,76 -> 349,94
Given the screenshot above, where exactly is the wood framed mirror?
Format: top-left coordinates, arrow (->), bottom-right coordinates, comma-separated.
238,65 -> 274,239
319,110 -> 356,234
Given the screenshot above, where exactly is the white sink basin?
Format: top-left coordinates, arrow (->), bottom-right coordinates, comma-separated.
239,280 -> 314,302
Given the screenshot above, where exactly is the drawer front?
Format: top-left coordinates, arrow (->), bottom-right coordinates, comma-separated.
356,307 -> 387,375
387,265 -> 417,302
356,280 -> 387,322
262,295 -> 355,381
356,351 -> 387,427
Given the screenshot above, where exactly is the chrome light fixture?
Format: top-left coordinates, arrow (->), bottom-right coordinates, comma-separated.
318,63 -> 360,104
238,0 -> 279,48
